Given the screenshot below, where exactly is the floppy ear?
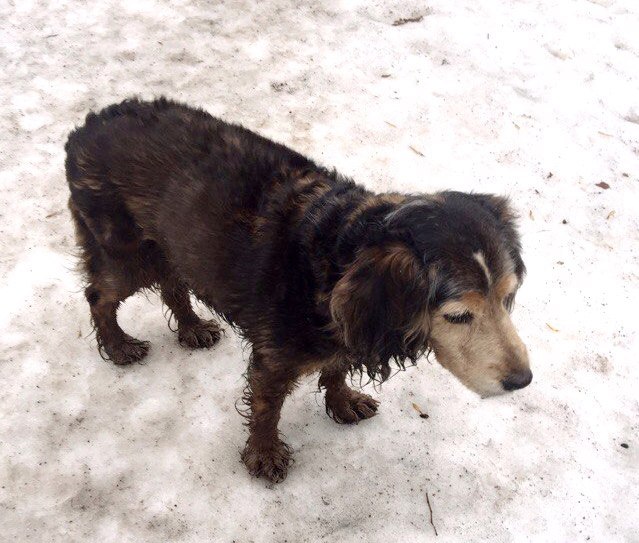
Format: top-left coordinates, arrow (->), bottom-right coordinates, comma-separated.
329,243 -> 430,380
471,193 -> 526,279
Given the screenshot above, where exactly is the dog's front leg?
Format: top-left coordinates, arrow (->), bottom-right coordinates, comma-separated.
319,366 -> 379,424
241,347 -> 297,483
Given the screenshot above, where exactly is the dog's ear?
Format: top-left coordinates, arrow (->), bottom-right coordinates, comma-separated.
330,243 -> 430,379
470,194 -> 517,226
471,193 -> 526,279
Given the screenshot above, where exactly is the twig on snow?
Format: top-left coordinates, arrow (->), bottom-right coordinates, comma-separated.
426,492 -> 438,536
409,145 -> 425,157
393,15 -> 424,26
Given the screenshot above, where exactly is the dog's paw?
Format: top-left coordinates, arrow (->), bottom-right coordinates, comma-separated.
326,388 -> 380,424
178,319 -> 221,349
104,335 -> 150,365
241,438 -> 292,483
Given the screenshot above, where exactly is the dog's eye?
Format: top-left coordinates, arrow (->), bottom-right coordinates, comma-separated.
443,311 -> 474,324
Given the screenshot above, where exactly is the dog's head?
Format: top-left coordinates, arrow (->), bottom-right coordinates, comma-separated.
330,191 -> 531,396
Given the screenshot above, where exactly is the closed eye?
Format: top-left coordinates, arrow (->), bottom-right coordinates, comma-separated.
443,311 -> 474,324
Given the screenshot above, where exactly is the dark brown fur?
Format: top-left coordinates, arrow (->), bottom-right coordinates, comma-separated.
65,97 -> 528,483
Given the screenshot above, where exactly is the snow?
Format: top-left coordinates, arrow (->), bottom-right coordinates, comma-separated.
1,0 -> 638,541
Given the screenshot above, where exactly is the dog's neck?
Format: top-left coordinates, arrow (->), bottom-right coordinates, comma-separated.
291,173 -> 407,310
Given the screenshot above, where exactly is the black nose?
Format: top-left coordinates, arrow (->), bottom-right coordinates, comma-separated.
502,369 -> 533,391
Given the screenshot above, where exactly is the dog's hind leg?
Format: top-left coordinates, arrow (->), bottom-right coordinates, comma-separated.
69,198 -> 151,365
87,286 -> 150,365
159,278 -> 221,349
319,366 -> 379,424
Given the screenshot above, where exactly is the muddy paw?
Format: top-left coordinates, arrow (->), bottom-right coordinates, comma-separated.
104,335 -> 150,365
241,438 -> 292,483
178,319 -> 221,349
326,388 -> 380,424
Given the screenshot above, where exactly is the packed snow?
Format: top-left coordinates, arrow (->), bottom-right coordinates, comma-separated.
1,0 -> 638,541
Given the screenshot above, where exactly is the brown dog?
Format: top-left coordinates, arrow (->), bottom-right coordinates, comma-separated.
65,98 -> 532,483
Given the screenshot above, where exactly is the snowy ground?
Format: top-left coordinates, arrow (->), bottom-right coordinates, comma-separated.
1,0 -> 638,541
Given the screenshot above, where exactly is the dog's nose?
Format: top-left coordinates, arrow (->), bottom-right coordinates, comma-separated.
502,369 -> 533,391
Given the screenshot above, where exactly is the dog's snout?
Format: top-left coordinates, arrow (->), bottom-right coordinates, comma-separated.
501,368 -> 533,391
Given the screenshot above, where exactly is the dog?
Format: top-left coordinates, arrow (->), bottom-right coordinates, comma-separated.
65,97 -> 532,483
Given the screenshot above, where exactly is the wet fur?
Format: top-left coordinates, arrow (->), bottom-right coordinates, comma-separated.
65,97 -> 526,483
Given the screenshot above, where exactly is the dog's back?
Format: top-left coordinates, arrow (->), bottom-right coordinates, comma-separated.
66,97 -> 315,291
66,99 -> 302,250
